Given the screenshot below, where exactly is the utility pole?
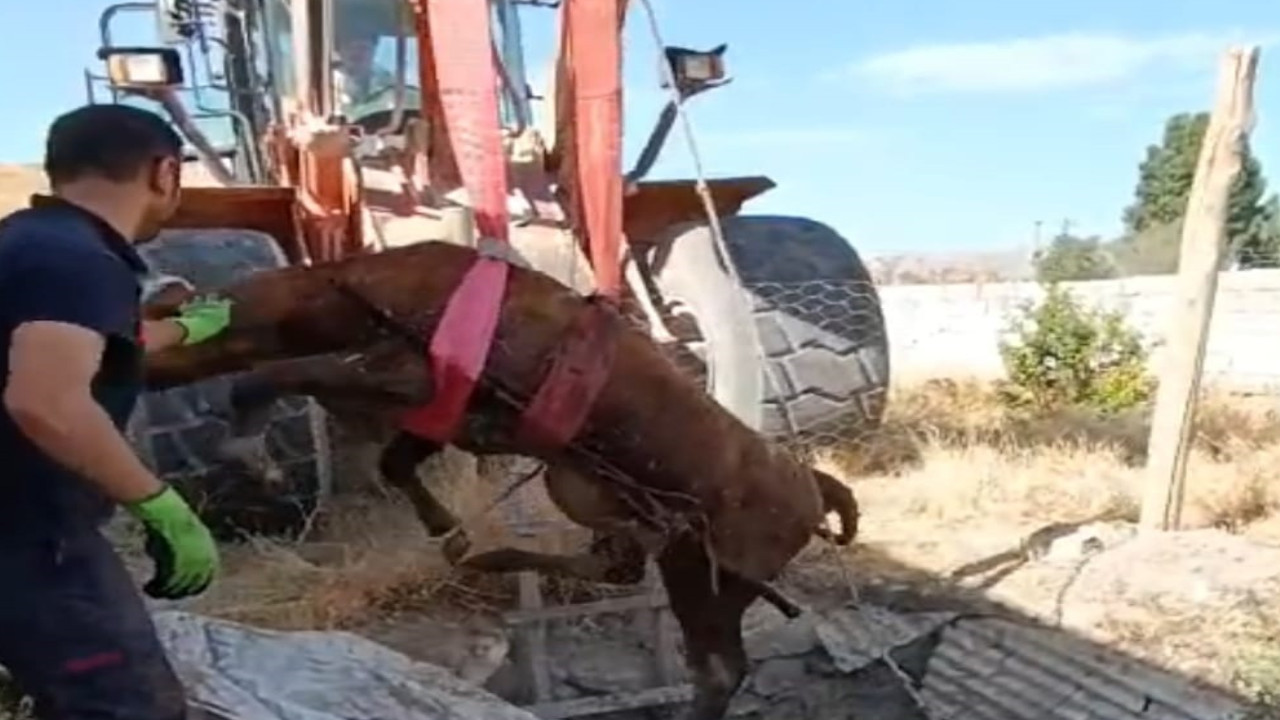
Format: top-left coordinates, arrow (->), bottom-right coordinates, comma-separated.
1141,46 -> 1261,532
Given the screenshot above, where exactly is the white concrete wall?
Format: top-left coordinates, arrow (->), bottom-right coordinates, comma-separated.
879,269 -> 1280,393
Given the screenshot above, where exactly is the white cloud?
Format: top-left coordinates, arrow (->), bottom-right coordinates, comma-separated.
849,31 -> 1277,95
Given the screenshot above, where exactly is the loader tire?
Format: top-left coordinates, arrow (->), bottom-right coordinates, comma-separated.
129,229 -> 333,541
645,215 -> 890,449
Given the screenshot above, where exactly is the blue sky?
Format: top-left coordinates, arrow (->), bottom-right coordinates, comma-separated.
2,0 -> 1278,255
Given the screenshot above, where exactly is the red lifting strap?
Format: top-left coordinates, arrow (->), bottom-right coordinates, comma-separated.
512,0 -> 625,447
515,300 -> 621,452
563,0 -> 625,299
400,0 -> 512,443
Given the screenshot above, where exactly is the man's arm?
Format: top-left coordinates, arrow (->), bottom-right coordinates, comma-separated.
5,321 -> 164,503
1,243 -> 163,502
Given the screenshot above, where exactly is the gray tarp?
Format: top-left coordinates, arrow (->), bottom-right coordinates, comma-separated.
151,600 -> 1248,720
153,612 -> 537,720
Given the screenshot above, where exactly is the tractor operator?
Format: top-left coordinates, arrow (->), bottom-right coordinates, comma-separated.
334,17 -> 395,113
330,2 -> 394,114
0,103 -> 232,719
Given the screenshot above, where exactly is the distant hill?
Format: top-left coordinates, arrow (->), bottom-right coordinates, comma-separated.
867,247 -> 1036,285
0,164 -> 46,216
0,161 -> 226,217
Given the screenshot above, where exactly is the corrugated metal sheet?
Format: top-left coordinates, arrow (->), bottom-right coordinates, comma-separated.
809,605 -> 1245,720
814,604 -> 956,673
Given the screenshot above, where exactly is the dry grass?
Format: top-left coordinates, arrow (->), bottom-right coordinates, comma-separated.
108,447 -> 480,632
805,378 -> 1280,617
0,162 -> 225,219
171,494 -> 457,629
0,164 -> 44,217
149,447 -> 606,634
822,378 -> 1280,548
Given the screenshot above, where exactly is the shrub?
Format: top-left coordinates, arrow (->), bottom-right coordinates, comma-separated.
998,282 -> 1154,414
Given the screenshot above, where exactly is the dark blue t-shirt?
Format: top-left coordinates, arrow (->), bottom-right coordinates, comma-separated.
0,195 -> 148,542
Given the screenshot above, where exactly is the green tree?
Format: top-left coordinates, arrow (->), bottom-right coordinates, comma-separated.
1120,111 -> 1278,268
1032,233 -> 1117,282
1123,113 -> 1207,234
1238,193 -> 1280,267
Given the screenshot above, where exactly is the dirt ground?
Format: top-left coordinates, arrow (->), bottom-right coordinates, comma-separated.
5,379 -> 1280,718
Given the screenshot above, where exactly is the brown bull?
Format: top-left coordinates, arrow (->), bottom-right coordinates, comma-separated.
144,241 -> 859,720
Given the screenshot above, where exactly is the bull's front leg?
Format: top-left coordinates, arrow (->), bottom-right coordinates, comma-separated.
377,431 -> 465,554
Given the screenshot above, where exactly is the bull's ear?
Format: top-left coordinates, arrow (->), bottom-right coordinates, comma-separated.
142,273 -> 197,303
141,273 -> 199,320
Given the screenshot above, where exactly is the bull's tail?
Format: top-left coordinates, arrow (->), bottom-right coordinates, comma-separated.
811,468 -> 859,546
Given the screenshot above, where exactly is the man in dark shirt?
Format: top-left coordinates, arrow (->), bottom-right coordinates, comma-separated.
0,104 -> 233,719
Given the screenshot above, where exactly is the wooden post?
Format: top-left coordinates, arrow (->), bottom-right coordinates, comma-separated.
641,560 -> 680,685
515,572 -> 553,703
1140,46 -> 1261,532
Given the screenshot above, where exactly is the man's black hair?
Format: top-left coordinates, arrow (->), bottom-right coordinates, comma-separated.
43,104 -> 184,187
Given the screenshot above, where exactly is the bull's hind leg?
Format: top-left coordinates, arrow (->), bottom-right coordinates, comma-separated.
377,431 -> 459,540
456,462 -> 650,581
219,346 -> 430,483
658,535 -> 760,720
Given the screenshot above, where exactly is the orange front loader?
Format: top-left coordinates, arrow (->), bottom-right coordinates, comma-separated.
90,0 -> 890,544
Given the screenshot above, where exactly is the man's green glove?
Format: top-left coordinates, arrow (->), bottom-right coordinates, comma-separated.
173,295 -> 232,346
124,486 -> 220,600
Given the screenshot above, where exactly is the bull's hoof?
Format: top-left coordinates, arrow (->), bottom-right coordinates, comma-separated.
440,529 -> 472,566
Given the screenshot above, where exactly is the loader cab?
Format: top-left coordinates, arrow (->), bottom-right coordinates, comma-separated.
86,0 -> 669,189
85,0 -> 439,183
325,0 -> 424,131
87,0 -> 722,185
302,0 -> 532,134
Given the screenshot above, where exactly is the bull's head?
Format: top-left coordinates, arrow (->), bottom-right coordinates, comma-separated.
141,273 -> 198,319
